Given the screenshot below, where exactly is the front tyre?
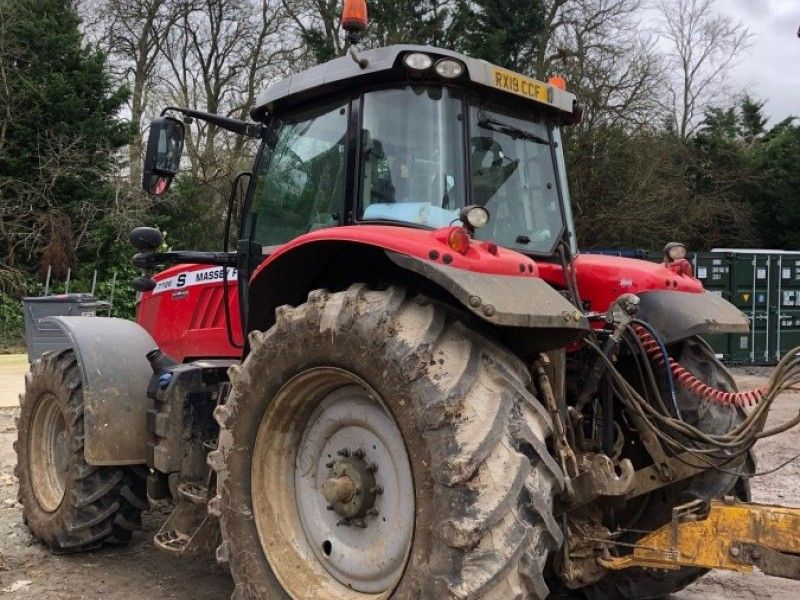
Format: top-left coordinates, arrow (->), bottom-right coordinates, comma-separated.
14,350 -> 147,552
209,285 -> 565,600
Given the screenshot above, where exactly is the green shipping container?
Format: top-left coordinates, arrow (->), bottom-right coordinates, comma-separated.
691,253 -> 734,360
775,255 -> 800,362
708,250 -> 800,365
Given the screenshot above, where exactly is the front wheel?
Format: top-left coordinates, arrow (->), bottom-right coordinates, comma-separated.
208,285 -> 565,599
14,350 -> 147,552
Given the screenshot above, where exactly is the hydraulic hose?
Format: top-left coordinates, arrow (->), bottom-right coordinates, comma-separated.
632,324 -> 766,408
630,319 -> 682,418
584,334 -> 800,477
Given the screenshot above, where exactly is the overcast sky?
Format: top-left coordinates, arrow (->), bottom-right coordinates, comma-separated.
721,0 -> 800,124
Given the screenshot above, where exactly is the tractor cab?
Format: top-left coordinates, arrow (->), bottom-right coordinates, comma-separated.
134,44 -> 592,361
243,45 -> 581,260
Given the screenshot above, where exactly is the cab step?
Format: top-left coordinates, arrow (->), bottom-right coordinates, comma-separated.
154,499 -> 219,556
177,481 -> 209,505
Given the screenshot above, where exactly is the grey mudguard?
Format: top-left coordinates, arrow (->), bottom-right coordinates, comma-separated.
41,316 -> 156,465
387,251 -> 590,333
637,290 -> 750,344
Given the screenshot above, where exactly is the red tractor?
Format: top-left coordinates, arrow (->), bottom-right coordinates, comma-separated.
15,3 -> 800,599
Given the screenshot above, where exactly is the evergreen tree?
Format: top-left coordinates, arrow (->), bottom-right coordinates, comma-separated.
301,28 -> 339,65
0,0 -> 130,277
449,0 -> 545,72
368,0 -> 450,47
748,118 -> 800,248
740,95 -> 768,142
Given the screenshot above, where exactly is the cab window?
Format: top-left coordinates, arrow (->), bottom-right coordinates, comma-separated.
358,86 -> 465,228
248,101 -> 348,246
469,100 -> 564,254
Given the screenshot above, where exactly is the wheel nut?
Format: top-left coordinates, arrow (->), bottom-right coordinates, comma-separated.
353,448 -> 365,458
367,463 -> 378,473
337,448 -> 350,457
366,508 -> 379,517
370,486 -> 383,495
325,461 -> 335,468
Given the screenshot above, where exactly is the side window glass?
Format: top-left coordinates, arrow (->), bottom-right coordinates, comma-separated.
358,86 -> 465,229
249,102 -> 348,246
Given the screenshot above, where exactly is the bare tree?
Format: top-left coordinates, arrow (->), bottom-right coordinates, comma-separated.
102,0 -> 183,186
546,0 -> 663,132
657,0 -> 749,140
145,0 -> 291,245
280,0 -> 343,64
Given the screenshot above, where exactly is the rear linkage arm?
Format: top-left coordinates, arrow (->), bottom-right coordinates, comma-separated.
600,497 -> 800,580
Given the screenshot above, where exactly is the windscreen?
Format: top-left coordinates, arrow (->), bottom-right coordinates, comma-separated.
357,86 -> 565,254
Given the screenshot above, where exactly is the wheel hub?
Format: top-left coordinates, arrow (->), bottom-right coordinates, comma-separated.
322,450 -> 381,525
252,370 -> 415,598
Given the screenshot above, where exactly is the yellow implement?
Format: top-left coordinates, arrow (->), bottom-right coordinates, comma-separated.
600,498 -> 800,579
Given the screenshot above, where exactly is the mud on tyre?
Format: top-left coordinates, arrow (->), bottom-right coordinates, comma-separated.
14,349 -> 148,552
208,285 -> 565,600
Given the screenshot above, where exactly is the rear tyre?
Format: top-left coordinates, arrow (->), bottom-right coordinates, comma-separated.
209,285 -> 565,599
585,336 -> 753,599
14,350 -> 148,553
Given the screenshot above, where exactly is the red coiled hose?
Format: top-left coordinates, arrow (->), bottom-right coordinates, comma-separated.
632,325 -> 766,407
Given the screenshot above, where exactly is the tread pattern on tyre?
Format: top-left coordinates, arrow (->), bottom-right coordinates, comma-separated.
14,349 -> 147,553
209,285 -> 565,600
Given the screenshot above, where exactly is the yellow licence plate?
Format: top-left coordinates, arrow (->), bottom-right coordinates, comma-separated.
491,68 -> 550,103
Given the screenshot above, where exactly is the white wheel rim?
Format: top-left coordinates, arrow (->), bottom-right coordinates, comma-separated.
29,393 -> 68,513
251,368 -> 414,599
296,385 -> 414,592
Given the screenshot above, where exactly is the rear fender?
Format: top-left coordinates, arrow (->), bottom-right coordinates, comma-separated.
386,251 -> 589,330
246,239 -> 589,354
637,290 -> 750,344
39,316 -> 155,465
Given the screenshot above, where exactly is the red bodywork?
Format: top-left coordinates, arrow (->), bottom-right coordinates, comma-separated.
249,224 -> 540,281
537,253 -> 703,313
136,264 -> 242,362
136,226 -> 704,362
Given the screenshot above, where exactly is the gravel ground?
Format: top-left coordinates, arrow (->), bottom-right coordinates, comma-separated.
0,365 -> 798,599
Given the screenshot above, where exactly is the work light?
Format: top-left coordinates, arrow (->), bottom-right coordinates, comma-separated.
403,53 -> 433,71
435,59 -> 464,79
461,205 -> 490,230
664,242 -> 687,261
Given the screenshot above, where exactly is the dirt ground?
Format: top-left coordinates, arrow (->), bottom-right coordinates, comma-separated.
0,362 -> 798,599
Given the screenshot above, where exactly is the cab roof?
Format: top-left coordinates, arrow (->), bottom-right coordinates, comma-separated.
251,44 -> 577,121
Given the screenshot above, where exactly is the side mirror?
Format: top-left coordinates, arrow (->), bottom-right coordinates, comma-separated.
142,116 -> 185,195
